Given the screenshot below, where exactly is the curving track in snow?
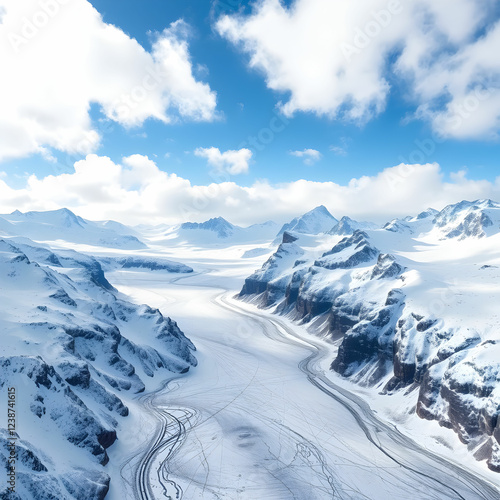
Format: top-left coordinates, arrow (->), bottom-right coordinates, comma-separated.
114,269 -> 500,499
216,292 -> 500,500
133,383 -> 199,500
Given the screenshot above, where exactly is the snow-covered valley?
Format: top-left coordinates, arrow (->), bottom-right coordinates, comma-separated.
3,203 -> 500,499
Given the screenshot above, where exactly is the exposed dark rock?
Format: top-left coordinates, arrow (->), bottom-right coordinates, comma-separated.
332,290 -> 404,381
282,231 -> 298,243
315,231 -> 379,270
61,470 -> 110,500
49,289 -> 77,307
371,254 -> 405,280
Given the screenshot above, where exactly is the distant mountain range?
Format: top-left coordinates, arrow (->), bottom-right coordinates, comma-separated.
0,208 -> 145,249
142,217 -> 279,246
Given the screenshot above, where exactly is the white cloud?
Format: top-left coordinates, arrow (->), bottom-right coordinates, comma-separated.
216,0 -> 500,138
38,147 -> 57,164
289,149 -> 322,165
330,146 -> 347,157
1,155 -> 500,226
0,0 -> 217,161
330,137 -> 350,157
194,147 -> 252,175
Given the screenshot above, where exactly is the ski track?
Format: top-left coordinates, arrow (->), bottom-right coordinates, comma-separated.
116,271 -> 500,500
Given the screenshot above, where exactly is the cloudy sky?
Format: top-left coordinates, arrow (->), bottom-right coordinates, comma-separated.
1,0 -> 500,225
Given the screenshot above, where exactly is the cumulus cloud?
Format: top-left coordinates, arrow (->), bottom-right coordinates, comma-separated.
289,149 -> 322,165
1,155 -> 500,226
0,0 -> 217,161
216,0 -> 500,138
194,147 -> 252,174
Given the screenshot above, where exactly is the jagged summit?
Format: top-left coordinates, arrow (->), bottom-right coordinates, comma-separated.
415,208 -> 439,220
432,199 -> 500,239
181,216 -> 235,238
382,199 -> 500,239
275,205 -> 338,242
329,216 -> 377,235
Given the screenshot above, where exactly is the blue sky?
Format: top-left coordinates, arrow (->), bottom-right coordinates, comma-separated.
1,0 -> 500,224
2,0 -> 498,187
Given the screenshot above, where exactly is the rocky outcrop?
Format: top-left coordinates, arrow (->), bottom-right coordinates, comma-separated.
238,203 -> 500,471
240,232 -> 304,306
0,356 -> 115,465
332,290 -> 405,382
433,199 -> 500,239
0,238 -> 198,497
0,430 -> 110,500
416,341 -> 500,471
100,256 -> 193,273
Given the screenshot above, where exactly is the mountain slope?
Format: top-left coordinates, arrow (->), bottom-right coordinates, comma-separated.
281,205 -> 338,234
239,199 -> 500,472
274,206 -> 337,243
432,199 -> 500,239
0,237 -> 197,499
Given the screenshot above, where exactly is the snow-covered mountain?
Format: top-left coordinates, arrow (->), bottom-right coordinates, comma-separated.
145,217 -> 279,246
274,205 -> 337,243
432,199 -> 500,239
382,200 -> 500,240
181,216 -> 235,238
240,232 -> 304,305
329,216 -> 378,235
0,208 -> 146,249
239,199 -> 500,472
0,237 -> 197,499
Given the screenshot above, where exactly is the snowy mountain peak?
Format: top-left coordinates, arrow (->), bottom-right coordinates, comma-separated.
308,204 -> 331,216
433,199 -> 500,239
275,205 -> 338,241
415,208 -> 439,220
329,216 -> 377,235
181,216 -> 235,238
10,207 -> 86,228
